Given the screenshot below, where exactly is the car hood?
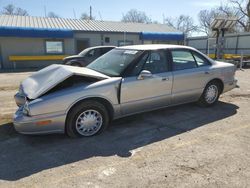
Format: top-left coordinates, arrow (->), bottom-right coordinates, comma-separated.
21,64 -> 110,99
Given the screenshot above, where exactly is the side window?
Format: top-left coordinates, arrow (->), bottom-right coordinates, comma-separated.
171,50 -> 197,71
130,53 -> 149,76
143,50 -> 168,74
191,51 -> 210,67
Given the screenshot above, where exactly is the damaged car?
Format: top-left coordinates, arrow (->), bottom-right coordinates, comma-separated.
13,44 -> 237,137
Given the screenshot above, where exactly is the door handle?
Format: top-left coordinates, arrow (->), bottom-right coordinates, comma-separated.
162,77 -> 169,81
204,71 -> 210,74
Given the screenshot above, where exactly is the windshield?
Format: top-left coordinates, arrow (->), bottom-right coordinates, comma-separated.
87,49 -> 143,76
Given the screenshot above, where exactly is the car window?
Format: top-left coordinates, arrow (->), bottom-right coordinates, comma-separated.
101,48 -> 113,55
191,51 -> 210,67
142,50 -> 168,74
171,50 -> 197,71
129,53 -> 149,76
129,50 -> 168,76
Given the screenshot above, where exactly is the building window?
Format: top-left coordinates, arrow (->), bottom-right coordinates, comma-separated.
45,40 -> 64,54
105,37 -> 110,43
118,40 -> 133,46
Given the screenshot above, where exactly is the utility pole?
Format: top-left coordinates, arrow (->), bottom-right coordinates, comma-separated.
90,6 -> 92,20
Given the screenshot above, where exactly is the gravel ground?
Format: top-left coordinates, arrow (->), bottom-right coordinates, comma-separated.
0,69 -> 249,188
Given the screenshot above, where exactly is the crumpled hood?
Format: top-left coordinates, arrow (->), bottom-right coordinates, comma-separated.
21,64 -> 110,99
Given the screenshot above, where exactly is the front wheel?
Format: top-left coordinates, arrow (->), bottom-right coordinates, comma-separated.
66,101 -> 109,137
198,81 -> 221,107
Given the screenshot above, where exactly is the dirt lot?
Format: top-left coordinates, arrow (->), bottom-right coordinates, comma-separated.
0,69 -> 250,188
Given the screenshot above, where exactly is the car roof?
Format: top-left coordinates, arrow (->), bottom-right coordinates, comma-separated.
117,44 -> 196,51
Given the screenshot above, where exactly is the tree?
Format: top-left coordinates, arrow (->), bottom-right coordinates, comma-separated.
47,12 -> 60,18
80,13 -> 95,20
198,0 -> 250,35
165,15 -> 198,36
198,9 -> 219,35
121,9 -> 152,23
230,0 -> 250,31
1,4 -> 29,16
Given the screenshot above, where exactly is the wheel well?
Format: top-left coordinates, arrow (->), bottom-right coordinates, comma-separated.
208,78 -> 224,93
66,97 -> 114,124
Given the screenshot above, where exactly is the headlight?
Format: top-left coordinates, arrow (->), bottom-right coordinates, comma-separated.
22,102 -> 30,116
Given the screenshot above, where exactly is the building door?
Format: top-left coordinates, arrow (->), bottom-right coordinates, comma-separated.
76,40 -> 89,54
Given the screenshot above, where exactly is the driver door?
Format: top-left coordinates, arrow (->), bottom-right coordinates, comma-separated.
120,50 -> 173,116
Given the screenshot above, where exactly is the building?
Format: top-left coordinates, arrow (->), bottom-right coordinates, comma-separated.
0,15 -> 184,70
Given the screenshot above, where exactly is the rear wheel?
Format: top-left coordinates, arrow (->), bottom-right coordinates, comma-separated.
198,81 -> 221,107
66,101 -> 109,137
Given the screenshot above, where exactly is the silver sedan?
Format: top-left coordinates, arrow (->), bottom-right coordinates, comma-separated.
13,44 -> 237,137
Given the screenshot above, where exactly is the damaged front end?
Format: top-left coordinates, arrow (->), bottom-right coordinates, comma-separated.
13,64 -> 120,135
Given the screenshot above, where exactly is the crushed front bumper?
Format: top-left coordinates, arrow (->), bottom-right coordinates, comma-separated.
13,108 -> 66,135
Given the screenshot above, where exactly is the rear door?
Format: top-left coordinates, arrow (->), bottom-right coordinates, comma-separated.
170,49 -> 212,104
120,50 -> 173,115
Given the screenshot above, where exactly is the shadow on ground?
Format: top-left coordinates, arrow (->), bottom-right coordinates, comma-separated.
0,101 -> 238,181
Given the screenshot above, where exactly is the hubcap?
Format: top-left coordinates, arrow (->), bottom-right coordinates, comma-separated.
75,109 -> 103,136
205,85 -> 218,104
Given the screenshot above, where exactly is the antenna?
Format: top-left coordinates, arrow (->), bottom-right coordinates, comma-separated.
73,8 -> 76,19
162,13 -> 165,24
44,6 -> 47,17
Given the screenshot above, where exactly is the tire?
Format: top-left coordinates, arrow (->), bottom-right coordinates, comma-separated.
66,100 -> 109,138
198,81 -> 221,107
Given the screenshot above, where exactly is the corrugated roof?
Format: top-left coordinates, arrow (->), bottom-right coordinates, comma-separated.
0,15 -> 179,33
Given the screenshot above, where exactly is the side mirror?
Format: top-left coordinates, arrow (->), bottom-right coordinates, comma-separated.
137,70 -> 152,80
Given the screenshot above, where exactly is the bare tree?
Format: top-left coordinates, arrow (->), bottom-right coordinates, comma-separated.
230,0 -> 250,31
165,15 -> 198,36
47,12 -> 60,18
80,13 -> 95,20
1,4 -> 29,16
198,0 -> 250,35
121,9 -> 152,23
198,9 -> 219,35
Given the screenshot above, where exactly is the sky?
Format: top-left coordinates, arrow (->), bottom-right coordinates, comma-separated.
0,0 -> 229,23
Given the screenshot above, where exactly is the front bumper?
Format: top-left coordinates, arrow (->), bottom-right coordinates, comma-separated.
13,108 -> 66,135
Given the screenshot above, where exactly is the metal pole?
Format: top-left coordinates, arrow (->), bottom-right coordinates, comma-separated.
123,31 -> 126,45
240,52 -> 243,70
207,38 -> 210,56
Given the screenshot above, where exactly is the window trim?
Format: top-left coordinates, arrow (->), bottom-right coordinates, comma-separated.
44,39 -> 64,54
190,50 -> 212,67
